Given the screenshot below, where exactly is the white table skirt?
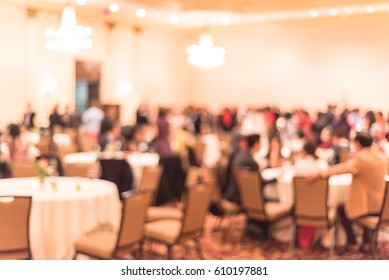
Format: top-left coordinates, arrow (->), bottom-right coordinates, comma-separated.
0,177 -> 121,259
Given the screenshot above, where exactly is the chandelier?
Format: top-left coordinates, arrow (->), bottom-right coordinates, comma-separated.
44,6 -> 93,55
186,33 -> 226,70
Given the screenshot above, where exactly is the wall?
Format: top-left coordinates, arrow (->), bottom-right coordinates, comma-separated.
189,15 -> 389,114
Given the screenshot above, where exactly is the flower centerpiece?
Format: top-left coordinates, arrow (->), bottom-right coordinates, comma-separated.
36,158 -> 53,183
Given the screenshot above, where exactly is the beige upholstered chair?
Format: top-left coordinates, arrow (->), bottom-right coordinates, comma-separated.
74,189 -> 155,260
65,163 -> 98,178
234,167 -> 291,236
289,177 -> 336,258
11,161 -> 39,178
204,166 -> 241,230
138,165 -> 163,191
78,132 -> 96,152
354,179 -> 389,259
144,182 -> 212,259
0,196 -> 32,259
146,166 -> 201,222
57,145 -> 77,162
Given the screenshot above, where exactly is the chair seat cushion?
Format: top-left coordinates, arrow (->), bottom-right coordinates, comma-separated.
144,219 -> 181,245
146,207 -> 183,222
220,199 -> 241,214
356,216 -> 380,230
75,230 -> 116,259
265,202 -> 292,221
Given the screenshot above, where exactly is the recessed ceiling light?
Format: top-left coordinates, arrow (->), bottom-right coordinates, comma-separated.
170,15 -> 180,25
108,3 -> 119,13
308,10 -> 318,18
329,8 -> 338,16
344,8 -> 353,15
220,16 -> 231,25
76,0 -> 87,5
136,9 -> 147,18
366,6 -> 375,13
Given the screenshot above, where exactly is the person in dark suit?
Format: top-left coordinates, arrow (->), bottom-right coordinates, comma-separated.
223,134 -> 275,204
49,104 -> 63,129
23,103 -> 35,130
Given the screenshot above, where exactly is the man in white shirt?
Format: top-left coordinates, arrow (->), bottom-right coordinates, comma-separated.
81,100 -> 104,141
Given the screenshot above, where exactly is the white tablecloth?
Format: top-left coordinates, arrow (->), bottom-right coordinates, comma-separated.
63,152 -> 160,187
0,177 -> 121,259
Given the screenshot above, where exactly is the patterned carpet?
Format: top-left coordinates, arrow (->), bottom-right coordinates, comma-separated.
142,214 -> 389,260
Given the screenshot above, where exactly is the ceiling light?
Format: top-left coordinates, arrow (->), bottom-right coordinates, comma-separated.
186,33 -> 226,70
220,16 -> 231,25
366,6 -> 375,13
170,15 -> 180,25
108,3 -> 119,13
136,9 -> 147,18
344,8 -> 353,15
76,0 -> 87,6
308,10 -> 318,18
329,9 -> 338,16
44,6 -> 93,55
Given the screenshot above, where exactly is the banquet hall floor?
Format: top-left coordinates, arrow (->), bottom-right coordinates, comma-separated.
139,214 -> 389,260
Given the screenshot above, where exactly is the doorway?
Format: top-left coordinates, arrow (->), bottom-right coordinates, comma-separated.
75,61 -> 101,114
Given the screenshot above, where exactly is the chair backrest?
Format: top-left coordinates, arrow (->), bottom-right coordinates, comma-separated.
202,166 -> 222,204
185,166 -> 201,186
378,180 -> 389,228
181,183 -> 212,239
138,165 -> 163,190
293,176 -> 330,227
234,167 -> 266,220
65,163 -> 97,178
115,189 -> 155,252
11,161 -> 38,178
0,196 -> 32,259
339,150 -> 351,163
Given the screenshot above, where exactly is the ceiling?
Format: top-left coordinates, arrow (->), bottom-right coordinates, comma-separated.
2,0 -> 389,28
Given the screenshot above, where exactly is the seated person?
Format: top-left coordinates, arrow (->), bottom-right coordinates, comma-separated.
99,122 -> 123,152
222,134 -> 276,238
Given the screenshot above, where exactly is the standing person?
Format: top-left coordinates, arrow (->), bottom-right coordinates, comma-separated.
155,108 -> 171,156
308,132 -> 386,253
49,104 -> 63,129
23,102 -> 35,130
81,99 -> 104,142
136,102 -> 150,125
100,106 -> 118,137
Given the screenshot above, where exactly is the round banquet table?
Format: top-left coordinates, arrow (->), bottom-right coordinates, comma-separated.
0,177 -> 121,259
63,152 -> 160,187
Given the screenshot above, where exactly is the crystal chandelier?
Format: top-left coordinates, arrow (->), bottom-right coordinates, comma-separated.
44,6 -> 93,55
186,33 -> 226,70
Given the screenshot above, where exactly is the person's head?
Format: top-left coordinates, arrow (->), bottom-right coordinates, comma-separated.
353,132 -> 373,151
110,122 -> 121,138
302,141 -> 318,158
246,134 -> 261,153
8,124 -> 20,139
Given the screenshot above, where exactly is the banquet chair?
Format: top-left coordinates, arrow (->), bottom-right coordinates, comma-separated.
146,166 -> 201,222
144,182 -> 212,259
73,189 -> 155,260
234,167 -> 291,238
289,177 -> 336,258
11,161 -> 38,178
204,166 -> 242,230
0,196 -> 32,259
339,150 -> 351,163
138,165 -> 163,191
65,162 -> 98,178
353,179 -> 389,259
57,145 -> 77,162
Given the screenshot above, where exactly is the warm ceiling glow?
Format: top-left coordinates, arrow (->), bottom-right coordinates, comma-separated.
170,15 -> 180,24
76,0 -> 87,6
344,7 -> 353,15
308,10 -> 318,18
220,16 -> 231,25
329,8 -> 338,16
136,8 -> 147,18
108,3 -> 119,13
366,6 -> 375,13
